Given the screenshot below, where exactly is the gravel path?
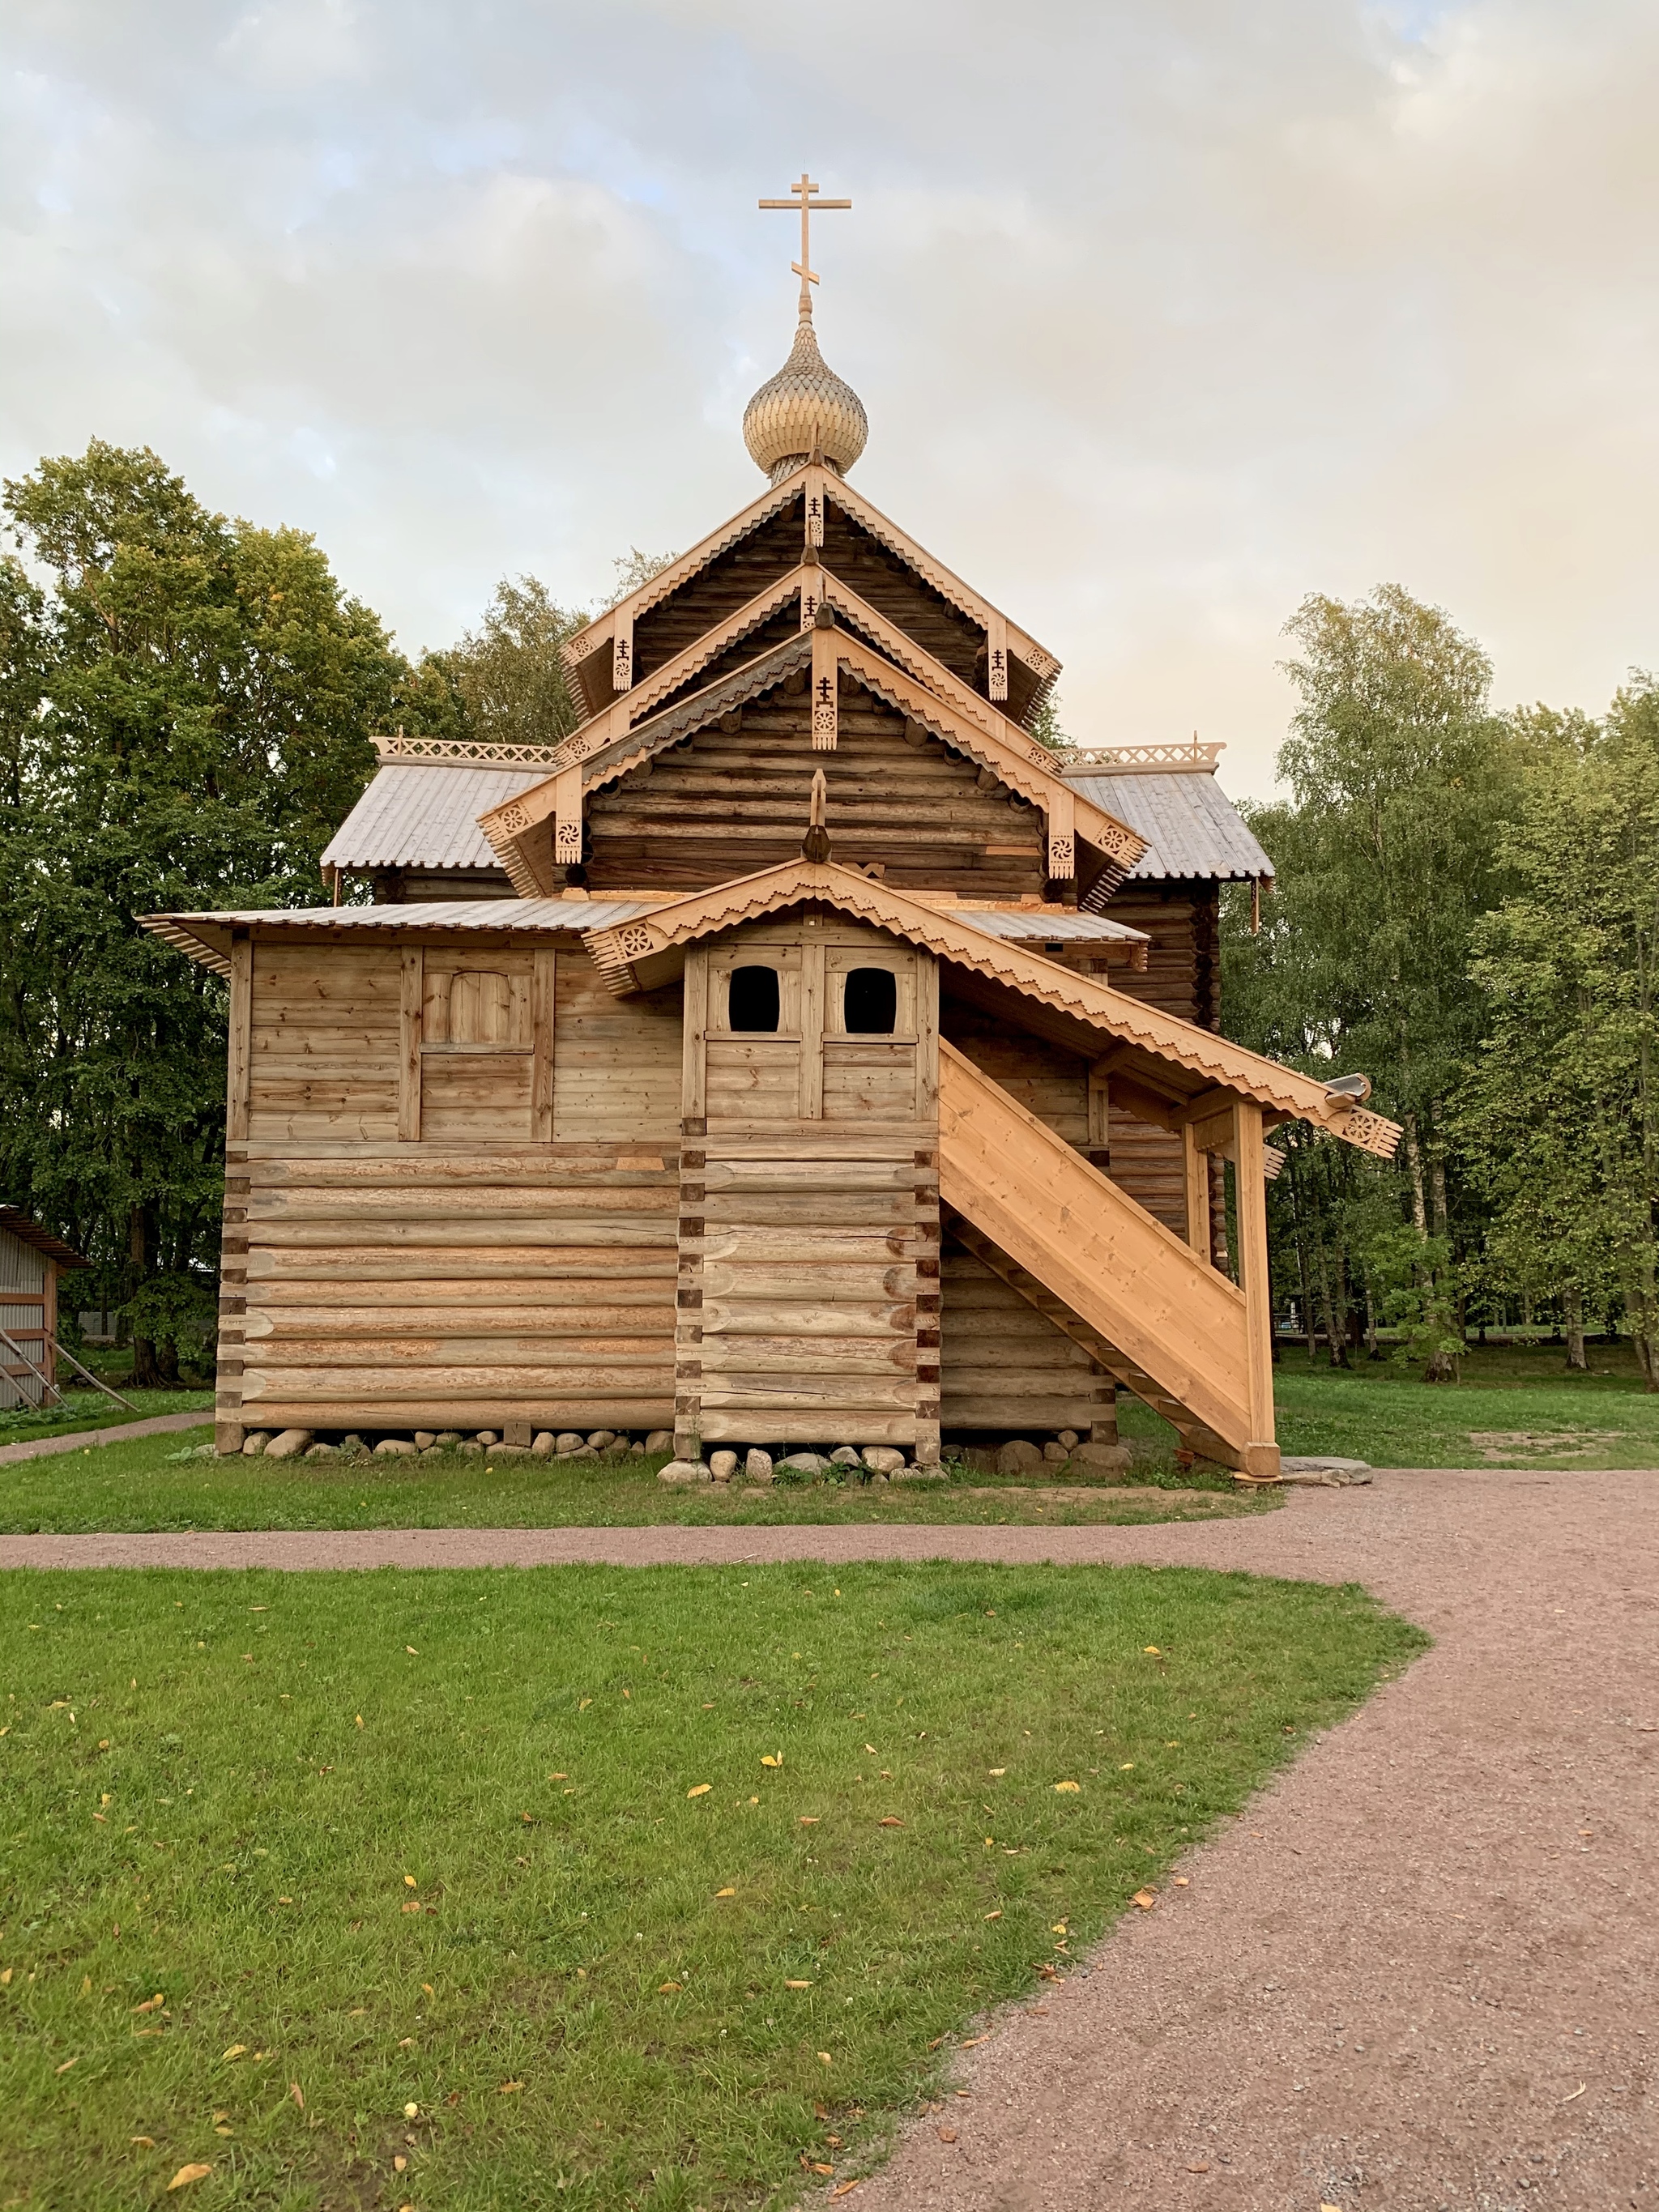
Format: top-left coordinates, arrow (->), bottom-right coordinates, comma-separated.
0,1409 -> 208,1464
4,1468 -> 1657,2208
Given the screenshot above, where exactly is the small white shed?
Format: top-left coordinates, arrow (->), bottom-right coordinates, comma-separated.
0,1207 -> 90,1409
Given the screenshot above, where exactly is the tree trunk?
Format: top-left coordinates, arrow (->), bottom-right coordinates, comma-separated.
1563,1285 -> 1588,1371
1401,1112 -> 1429,1235
126,1202 -> 164,1390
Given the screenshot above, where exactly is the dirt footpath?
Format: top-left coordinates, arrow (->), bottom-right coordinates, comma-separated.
4,1469 -> 1657,2210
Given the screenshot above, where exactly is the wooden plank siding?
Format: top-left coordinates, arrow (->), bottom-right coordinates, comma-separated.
583,676 -> 1048,898
220,936 -> 685,1442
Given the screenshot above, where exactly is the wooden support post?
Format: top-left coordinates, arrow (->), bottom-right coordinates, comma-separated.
612,613 -> 633,693
799,936 -> 825,1120
676,947 -> 710,1461
986,612 -> 1009,703
1045,782 -> 1075,883
531,948 -> 557,1141
1086,1059 -> 1111,1166
811,627 -> 838,749
1232,1097 -> 1279,1478
553,765 -> 584,871
1182,1119 -> 1211,1259
226,933 -> 252,1143
399,948 -> 423,1143
914,953 -> 940,1122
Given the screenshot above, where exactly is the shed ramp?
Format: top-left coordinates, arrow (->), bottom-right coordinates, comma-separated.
937,1038 -> 1272,1475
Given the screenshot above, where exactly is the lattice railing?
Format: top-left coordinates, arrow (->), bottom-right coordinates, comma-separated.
1068,740 -> 1226,774
373,733 -> 566,767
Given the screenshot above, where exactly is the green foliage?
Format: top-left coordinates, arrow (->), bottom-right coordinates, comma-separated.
1362,1225 -> 1465,1380
0,442 -> 408,1377
1223,584 -> 1529,1375
416,573 -> 591,752
1456,676 -> 1659,1387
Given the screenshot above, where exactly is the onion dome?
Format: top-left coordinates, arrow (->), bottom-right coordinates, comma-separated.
743,301 -> 868,483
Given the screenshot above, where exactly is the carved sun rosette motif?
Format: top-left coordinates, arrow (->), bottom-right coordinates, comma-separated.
616,923 -> 657,959
554,822 -> 582,863
496,803 -> 529,834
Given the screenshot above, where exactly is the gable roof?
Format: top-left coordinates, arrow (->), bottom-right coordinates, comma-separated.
579,856 -> 1401,1158
476,626 -> 1147,897
561,464 -> 1060,710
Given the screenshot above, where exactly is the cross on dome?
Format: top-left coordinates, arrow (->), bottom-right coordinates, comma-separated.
744,171 -> 868,482
758,173 -> 852,317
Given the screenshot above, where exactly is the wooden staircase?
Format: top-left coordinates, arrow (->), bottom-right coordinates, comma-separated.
937,1039 -> 1277,1477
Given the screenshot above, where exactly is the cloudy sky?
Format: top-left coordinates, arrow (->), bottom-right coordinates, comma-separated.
4,0 -> 1657,795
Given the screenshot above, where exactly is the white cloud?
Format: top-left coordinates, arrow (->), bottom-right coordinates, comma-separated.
2,0 -> 1657,794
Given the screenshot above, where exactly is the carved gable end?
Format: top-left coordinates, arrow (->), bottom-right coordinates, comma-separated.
585,670 -> 1047,897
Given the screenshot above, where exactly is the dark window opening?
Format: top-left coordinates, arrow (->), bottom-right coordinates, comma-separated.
727,965 -> 781,1033
843,967 -> 898,1035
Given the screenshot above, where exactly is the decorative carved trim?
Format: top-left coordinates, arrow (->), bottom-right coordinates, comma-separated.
373,733 -> 566,766
580,855 -> 1401,1161
1068,740 -> 1226,775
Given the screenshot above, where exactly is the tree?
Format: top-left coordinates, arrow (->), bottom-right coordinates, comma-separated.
416,574 -> 591,753
0,441 -> 409,1381
1456,679 -> 1659,1387
1224,585 -> 1525,1374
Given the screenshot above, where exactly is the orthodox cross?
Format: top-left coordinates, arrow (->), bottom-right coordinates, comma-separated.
759,173 -> 851,313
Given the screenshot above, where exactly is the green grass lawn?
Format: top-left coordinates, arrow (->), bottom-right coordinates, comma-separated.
0,1562 -> 1425,2210
0,1427 -> 1268,1536
1269,1338 -> 1659,1468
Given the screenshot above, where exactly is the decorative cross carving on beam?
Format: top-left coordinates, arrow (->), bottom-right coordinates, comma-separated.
759,173 -> 852,313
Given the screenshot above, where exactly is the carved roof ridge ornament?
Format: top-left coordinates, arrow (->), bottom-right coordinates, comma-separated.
744,173 -> 866,482
802,765 -> 832,863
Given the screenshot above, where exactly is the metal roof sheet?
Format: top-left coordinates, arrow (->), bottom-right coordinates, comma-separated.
140,898 -> 660,975
943,908 -> 1145,944
1063,770 -> 1273,881
321,765 -> 547,873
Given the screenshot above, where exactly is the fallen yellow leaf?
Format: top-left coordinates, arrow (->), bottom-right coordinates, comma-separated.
403,2101 -> 419,2118
1132,1889 -> 1156,1910
983,1909 -> 1002,1921
987,1767 -> 1005,1776
1053,1780 -> 1081,1793
831,2185 -> 860,2200
659,1981 -> 682,1993
403,1875 -> 417,1889
289,2082 -> 304,2108
878,1816 -> 905,1827
221,2044 -> 247,2061
687,1784 -> 712,1798
355,1715 -> 364,1728
786,1979 -> 812,1988
130,2135 -> 156,2146
1144,1646 -> 1162,1655
55,2058 -> 79,2074
760,1754 -> 783,1768
817,2050 -> 834,2065
497,2079 -> 523,2093
714,1886 -> 736,1898
405,1647 -> 418,1656
133,1993 -> 166,2014
799,1815 -> 820,1825
167,2167 -> 212,2192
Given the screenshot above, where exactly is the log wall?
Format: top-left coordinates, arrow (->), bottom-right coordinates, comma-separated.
584,675 -> 1047,897
940,1244 -> 1115,1437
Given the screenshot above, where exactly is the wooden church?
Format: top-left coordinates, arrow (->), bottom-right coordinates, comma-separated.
147,180 -> 1399,1477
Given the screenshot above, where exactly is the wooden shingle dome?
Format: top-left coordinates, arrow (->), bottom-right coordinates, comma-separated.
742,303 -> 868,482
